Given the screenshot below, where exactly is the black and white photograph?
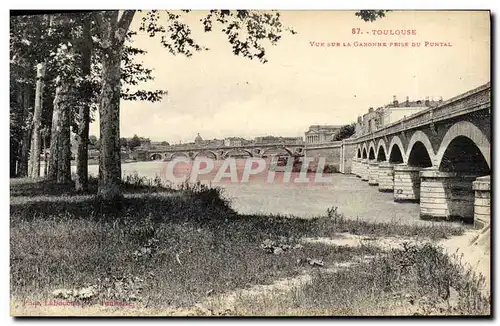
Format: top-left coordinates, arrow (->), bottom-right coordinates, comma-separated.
9,8 -> 491,317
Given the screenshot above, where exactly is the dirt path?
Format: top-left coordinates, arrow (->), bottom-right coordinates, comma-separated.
301,233 -> 422,251
191,260 -> 366,316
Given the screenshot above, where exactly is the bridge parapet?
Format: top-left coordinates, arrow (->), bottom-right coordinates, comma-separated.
304,141 -> 342,149
151,142 -> 304,154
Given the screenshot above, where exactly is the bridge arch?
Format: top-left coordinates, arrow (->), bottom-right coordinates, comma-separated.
376,139 -> 388,162
368,141 -> 376,160
356,146 -> 362,159
290,147 -> 304,156
436,121 -> 491,172
388,136 -> 405,164
149,153 -> 163,161
194,150 -> 218,160
169,152 -> 189,160
260,146 -> 293,156
253,148 -> 263,155
361,143 -> 368,159
406,131 -> 436,167
368,146 -> 376,160
150,153 -> 163,161
223,148 -> 254,158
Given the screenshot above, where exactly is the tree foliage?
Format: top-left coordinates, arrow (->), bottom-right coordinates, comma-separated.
139,10 -> 296,64
10,12 -> 167,128
128,134 -> 142,150
120,137 -> 128,149
9,11 -> 166,178
89,135 -> 98,149
333,123 -> 356,141
355,10 -> 390,22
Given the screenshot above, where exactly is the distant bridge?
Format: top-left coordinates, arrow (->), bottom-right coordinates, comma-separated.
145,143 -> 307,161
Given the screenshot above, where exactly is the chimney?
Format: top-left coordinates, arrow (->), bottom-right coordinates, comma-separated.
425,96 -> 430,106
369,107 -> 374,113
393,95 -> 398,107
405,96 -> 409,107
439,96 -> 443,102
357,116 -> 362,123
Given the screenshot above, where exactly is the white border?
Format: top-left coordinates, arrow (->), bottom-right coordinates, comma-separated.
3,1 -> 497,324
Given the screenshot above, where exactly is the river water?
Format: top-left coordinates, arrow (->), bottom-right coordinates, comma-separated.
64,160 -> 438,225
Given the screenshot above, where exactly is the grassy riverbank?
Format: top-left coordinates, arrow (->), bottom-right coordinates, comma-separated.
10,177 -> 490,316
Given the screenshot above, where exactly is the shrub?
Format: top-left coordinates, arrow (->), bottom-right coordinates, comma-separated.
323,164 -> 338,174
326,206 -> 345,224
122,173 -> 173,193
177,181 -> 233,211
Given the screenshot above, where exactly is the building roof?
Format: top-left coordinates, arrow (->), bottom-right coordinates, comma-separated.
225,137 -> 246,140
308,124 -> 343,129
384,98 -> 442,109
306,125 -> 342,134
194,133 -> 203,142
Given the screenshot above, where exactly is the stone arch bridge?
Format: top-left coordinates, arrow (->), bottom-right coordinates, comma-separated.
344,82 -> 490,224
147,143 -> 306,161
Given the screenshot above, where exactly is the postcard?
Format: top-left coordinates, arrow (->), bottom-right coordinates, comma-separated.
10,9 -> 491,317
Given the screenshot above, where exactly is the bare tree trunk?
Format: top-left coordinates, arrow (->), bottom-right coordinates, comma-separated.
48,79 -> 71,183
42,127 -> 49,177
47,88 -> 60,180
28,63 -> 46,178
10,138 -> 18,177
75,20 -> 92,192
98,48 -> 122,199
75,104 -> 90,191
95,10 -> 135,200
19,130 -> 31,177
75,114 -> 90,190
11,82 -> 24,177
57,94 -> 71,184
18,84 -> 32,177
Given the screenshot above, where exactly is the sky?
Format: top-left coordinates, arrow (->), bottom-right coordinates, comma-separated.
89,10 -> 490,143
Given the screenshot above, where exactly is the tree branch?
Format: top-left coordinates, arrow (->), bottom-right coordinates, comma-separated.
93,11 -> 105,38
116,10 -> 136,44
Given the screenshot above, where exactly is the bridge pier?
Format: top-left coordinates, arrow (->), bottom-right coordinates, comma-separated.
368,161 -> 379,186
354,158 -> 362,178
419,168 -> 479,222
360,159 -> 369,181
378,162 -> 394,192
472,175 -> 490,226
393,164 -> 422,202
352,158 -> 362,177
